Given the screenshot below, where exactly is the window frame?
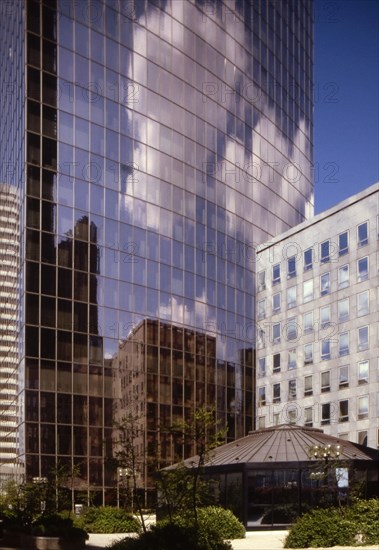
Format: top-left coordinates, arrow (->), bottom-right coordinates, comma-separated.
288,379 -> 297,400
272,291 -> 281,312
358,396 -> 369,420
338,297 -> 349,322
321,403 -> 331,425
339,365 -> 349,388
320,272 -> 330,296
304,342 -> 313,364
338,264 -> 349,289
320,240 -> 330,263
273,352 -> 281,373
258,357 -> 266,377
304,375 -> 313,396
258,298 -> 266,319
272,322 -> 281,344
287,286 -> 297,308
287,255 -> 296,278
288,349 -> 297,370
321,370 -> 330,393
321,338 -> 331,360
273,382 -> 281,403
338,331 -> 349,357
357,290 -> 369,317
272,263 -> 281,285
338,231 -> 349,256
303,278 -> 314,303
358,359 -> 369,384
339,399 -> 349,422
304,248 -> 313,271
303,310 -> 314,333
258,386 -> 266,406
358,325 -> 369,351
357,221 -> 368,247
257,270 -> 266,291
357,256 -> 369,282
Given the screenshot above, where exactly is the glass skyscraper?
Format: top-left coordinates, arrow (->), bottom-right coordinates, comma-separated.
0,0 -> 313,503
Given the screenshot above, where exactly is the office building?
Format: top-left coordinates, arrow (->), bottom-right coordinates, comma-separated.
0,185 -> 20,478
256,183 -> 379,448
0,0 -> 313,502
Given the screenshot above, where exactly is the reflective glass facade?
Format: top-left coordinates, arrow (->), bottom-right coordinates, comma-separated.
0,0 -> 313,502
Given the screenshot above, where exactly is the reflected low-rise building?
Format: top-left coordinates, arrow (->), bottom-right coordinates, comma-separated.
113,318 -> 253,498
256,183 -> 379,448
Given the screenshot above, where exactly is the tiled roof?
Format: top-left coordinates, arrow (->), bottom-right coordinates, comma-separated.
179,425 -> 379,468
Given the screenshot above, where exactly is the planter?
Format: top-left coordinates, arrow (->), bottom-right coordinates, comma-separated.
2,532 -> 87,549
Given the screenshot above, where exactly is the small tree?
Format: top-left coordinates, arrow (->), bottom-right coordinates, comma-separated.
113,413 -> 151,533
158,406 -> 227,523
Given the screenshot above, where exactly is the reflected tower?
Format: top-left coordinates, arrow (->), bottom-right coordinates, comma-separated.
0,0 -> 313,503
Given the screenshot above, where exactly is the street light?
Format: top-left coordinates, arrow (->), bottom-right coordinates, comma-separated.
117,467 -> 133,511
308,444 -> 340,463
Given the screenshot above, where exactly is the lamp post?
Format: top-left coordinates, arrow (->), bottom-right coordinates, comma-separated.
117,467 -> 133,511
32,476 -> 48,513
308,444 -> 341,464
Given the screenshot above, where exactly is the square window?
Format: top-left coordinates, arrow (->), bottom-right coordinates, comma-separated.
288,349 -> 297,370
339,365 -> 349,388
338,332 -> 349,356
321,240 -> 330,263
357,257 -> 369,282
304,343 -> 313,364
273,353 -> 281,373
338,298 -> 349,322
287,255 -> 296,278
258,299 -> 266,319
286,318 -> 298,341
272,323 -> 281,343
303,311 -> 314,333
358,397 -> 368,420
358,222 -> 368,247
272,292 -> 281,312
288,379 -> 296,399
303,279 -> 314,302
258,357 -> 266,377
258,270 -> 266,291
358,360 -> 369,384
321,403 -> 330,425
339,400 -> 349,422
258,386 -> 266,406
358,326 -> 369,351
320,305 -> 331,328
272,263 -> 280,285
321,371 -> 330,392
287,286 -> 296,308
273,383 -> 281,403
304,248 -> 313,271
321,339 -> 331,360
358,430 -> 368,446
338,231 -> 348,256
338,264 -> 349,288
320,272 -> 330,295
304,375 -> 313,396
357,290 -> 369,316
304,407 -> 313,426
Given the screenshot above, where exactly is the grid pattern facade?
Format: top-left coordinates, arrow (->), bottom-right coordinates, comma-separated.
0,0 -> 313,502
0,186 -> 20,470
256,184 -> 379,448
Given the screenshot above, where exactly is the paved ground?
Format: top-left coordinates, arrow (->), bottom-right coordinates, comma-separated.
86,531 -> 379,550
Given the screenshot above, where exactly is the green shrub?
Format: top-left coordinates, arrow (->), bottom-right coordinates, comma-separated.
107,523 -> 232,550
75,506 -> 140,534
284,499 -> 379,548
30,514 -> 88,541
194,507 -> 245,540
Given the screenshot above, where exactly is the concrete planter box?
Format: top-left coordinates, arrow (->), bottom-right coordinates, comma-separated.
2,532 -> 86,549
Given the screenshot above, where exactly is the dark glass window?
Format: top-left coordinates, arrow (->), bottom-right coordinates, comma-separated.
27,100 -> 40,133
27,33 -> 40,68
27,67 -> 40,101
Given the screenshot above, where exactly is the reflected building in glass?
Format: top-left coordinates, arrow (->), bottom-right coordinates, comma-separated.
1,0 -> 313,502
